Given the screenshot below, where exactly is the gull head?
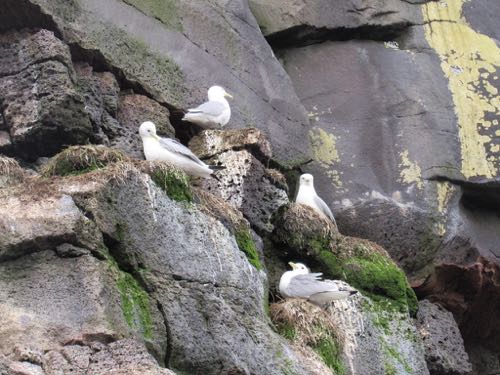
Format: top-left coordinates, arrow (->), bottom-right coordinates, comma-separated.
208,85 -> 233,101
299,173 -> 314,187
139,121 -> 160,140
288,262 -> 310,275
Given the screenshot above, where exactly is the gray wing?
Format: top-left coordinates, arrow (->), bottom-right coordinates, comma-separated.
158,138 -> 207,167
187,101 -> 225,116
314,195 -> 337,227
286,273 -> 339,298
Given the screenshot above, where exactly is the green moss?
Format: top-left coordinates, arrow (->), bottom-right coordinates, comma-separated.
151,168 -> 192,202
384,342 -> 412,373
311,331 -> 345,375
385,361 -> 397,375
122,0 -> 182,31
104,254 -> 154,340
276,322 -> 297,341
235,228 -> 262,270
116,270 -> 154,339
305,237 -> 417,314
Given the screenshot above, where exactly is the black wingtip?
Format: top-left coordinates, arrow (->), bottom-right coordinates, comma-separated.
210,165 -> 226,171
349,291 -> 358,296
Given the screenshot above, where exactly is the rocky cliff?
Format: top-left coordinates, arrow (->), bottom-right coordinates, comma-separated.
0,0 -> 498,374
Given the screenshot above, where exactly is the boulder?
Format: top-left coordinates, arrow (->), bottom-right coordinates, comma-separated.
191,128 -> 289,234
0,29 -> 92,161
416,300 -> 472,375
249,0 -> 424,42
6,0 -> 312,165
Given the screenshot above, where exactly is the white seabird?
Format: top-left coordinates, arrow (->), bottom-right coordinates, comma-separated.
182,85 -> 232,129
279,262 -> 357,306
296,173 -> 337,228
139,121 -> 216,178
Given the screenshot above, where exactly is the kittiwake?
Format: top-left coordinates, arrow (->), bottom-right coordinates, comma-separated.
296,173 -> 337,228
139,121 -> 217,178
182,85 -> 232,129
279,262 -> 357,306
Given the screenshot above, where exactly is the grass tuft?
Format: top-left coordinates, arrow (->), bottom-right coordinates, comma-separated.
41,145 -> 127,177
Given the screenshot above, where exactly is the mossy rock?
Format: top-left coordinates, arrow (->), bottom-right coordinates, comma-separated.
272,204 -> 418,315
140,161 -> 192,203
271,299 -> 345,374
41,145 -> 128,177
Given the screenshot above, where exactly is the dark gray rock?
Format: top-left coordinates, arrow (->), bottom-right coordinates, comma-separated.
42,339 -> 177,375
69,165 -> 309,375
116,93 -> 174,159
0,250 -> 166,363
416,300 -> 472,375
0,29 -> 92,161
466,343 -> 500,375
249,0 -> 424,41
14,0 -> 311,166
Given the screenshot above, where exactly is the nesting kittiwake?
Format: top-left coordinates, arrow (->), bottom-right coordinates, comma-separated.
139,121 -> 218,178
279,262 -> 357,306
182,85 -> 232,129
296,173 -> 337,228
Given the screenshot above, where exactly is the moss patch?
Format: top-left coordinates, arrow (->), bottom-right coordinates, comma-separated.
105,255 -> 154,339
235,228 -> 262,270
273,204 -> 418,315
149,163 -> 192,202
271,299 -> 345,374
41,145 -> 127,177
312,335 -> 345,375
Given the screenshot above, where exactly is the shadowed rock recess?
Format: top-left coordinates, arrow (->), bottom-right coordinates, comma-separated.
0,0 -> 498,374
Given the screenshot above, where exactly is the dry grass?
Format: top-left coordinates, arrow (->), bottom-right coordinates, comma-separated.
271,299 -> 346,374
270,299 -> 344,346
0,156 -> 26,186
192,187 -> 248,231
41,145 -> 128,177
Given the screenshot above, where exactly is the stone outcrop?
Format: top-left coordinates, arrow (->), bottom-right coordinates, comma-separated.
0,29 -> 92,160
0,0 -> 498,372
190,128 -> 289,234
416,300 -> 472,375
0,158 -> 309,375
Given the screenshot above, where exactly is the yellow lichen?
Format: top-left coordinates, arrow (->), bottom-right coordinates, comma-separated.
398,150 -> 423,190
436,181 -> 454,213
422,0 -> 500,179
310,127 -> 343,188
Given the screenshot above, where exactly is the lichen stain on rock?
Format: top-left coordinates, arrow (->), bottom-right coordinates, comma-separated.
309,127 -> 343,188
398,150 -> 423,190
422,0 -> 500,179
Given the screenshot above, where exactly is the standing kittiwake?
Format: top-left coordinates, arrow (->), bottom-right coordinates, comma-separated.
139,121 -> 217,178
296,173 -> 337,228
279,262 -> 357,306
182,86 -> 232,129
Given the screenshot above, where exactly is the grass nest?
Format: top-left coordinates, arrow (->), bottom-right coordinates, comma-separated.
41,145 -> 128,177
0,156 -> 26,186
271,299 -> 345,374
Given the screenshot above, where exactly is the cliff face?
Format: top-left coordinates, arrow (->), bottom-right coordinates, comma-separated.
0,0 -> 498,374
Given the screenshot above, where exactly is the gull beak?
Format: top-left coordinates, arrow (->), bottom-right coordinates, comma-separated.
152,134 -> 161,141
288,262 -> 296,270
224,92 -> 233,99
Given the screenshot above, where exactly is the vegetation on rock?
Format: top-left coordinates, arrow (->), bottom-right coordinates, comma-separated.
273,204 -> 418,315
271,299 -> 345,374
41,145 -> 127,177
235,228 -> 262,270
